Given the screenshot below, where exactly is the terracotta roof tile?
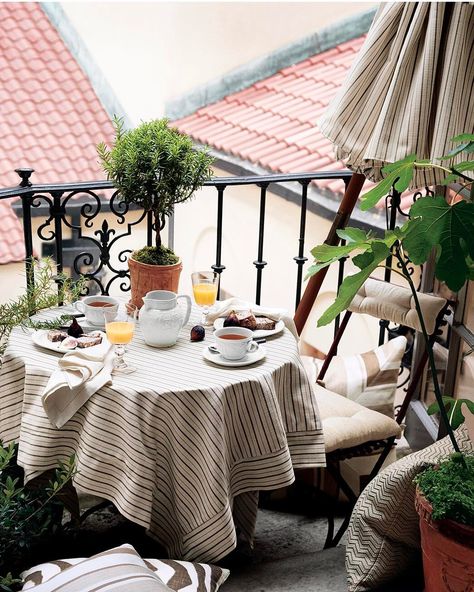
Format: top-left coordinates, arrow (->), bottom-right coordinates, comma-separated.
173,35 -> 364,183
0,2 -> 114,264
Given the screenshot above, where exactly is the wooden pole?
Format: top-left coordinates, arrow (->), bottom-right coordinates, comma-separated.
294,172 -> 366,335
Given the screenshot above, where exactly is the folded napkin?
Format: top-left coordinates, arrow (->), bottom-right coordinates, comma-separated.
42,334 -> 113,429
206,298 -> 298,339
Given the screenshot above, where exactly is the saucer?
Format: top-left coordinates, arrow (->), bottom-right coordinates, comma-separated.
202,345 -> 266,367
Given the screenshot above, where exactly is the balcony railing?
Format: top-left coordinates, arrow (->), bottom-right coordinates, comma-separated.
1,168 -> 358,313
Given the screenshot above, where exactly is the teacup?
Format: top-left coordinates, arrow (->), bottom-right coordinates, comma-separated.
214,327 -> 258,360
74,296 -> 119,326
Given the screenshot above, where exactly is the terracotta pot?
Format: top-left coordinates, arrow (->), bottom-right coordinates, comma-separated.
128,256 -> 182,309
415,487 -> 474,592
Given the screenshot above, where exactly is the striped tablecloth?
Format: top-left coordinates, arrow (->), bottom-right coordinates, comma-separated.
0,307 -> 325,563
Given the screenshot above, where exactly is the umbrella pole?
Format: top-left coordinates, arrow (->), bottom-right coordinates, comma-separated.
294,172 -> 366,335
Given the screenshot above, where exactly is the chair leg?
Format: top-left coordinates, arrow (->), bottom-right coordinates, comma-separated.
323,460 -> 358,548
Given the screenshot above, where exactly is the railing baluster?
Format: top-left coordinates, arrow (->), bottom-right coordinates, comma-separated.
15,169 -> 35,298
212,185 -> 226,299
334,238 -> 346,339
254,183 -> 269,305
293,180 -> 309,310
52,191 -> 65,304
379,188 -> 401,345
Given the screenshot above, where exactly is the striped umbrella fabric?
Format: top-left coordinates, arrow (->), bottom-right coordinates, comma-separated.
319,2 -> 474,188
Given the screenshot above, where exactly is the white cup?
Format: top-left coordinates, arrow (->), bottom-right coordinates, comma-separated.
214,327 -> 258,360
74,296 -> 119,326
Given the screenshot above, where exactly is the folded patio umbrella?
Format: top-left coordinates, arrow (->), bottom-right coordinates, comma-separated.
319,1 -> 474,187
295,1 -> 474,332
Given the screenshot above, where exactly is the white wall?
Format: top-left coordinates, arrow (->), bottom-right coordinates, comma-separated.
62,1 -> 376,122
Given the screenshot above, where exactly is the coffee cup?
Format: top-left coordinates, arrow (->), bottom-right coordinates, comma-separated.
214,327 -> 258,360
74,296 -> 119,326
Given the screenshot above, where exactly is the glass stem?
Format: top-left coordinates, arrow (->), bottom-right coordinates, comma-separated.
201,306 -> 210,325
114,344 -> 127,369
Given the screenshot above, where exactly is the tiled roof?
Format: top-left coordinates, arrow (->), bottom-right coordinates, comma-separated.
0,2 -> 115,264
173,36 -> 366,195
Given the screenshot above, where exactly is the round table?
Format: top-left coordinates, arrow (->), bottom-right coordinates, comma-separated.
0,306 -> 325,562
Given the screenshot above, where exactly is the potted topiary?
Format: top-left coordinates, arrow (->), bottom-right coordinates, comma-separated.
307,133 -> 474,591
97,117 -> 214,308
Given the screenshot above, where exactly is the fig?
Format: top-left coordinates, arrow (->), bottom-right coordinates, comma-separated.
223,310 -> 240,327
67,318 -> 84,338
62,336 -> 78,350
190,325 -> 205,342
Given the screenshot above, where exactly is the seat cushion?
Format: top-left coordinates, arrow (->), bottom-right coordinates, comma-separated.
313,383 -> 402,453
303,335 -> 407,417
23,544 -> 172,592
22,547 -> 229,592
346,424 -> 473,592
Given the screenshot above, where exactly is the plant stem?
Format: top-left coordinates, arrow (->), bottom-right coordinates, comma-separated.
395,249 -> 461,453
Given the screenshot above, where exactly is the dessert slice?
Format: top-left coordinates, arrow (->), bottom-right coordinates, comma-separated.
47,330 -> 68,342
255,316 -> 276,331
76,335 -> 102,348
235,310 -> 257,330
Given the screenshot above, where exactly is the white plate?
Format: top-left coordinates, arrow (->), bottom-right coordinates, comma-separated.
31,330 -> 106,354
202,345 -> 266,367
213,318 -> 285,338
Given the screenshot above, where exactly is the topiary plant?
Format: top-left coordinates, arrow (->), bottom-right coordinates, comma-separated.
97,117 -> 214,265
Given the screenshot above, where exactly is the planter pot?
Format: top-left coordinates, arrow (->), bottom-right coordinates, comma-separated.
128,256 -> 182,309
415,487 -> 474,592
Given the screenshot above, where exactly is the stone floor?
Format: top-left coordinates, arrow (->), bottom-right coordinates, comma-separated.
44,485 -> 422,592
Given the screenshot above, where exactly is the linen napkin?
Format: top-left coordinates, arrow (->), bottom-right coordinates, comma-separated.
42,334 -> 113,428
206,297 -> 298,339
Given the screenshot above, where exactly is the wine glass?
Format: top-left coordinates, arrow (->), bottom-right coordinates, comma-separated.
191,271 -> 218,325
104,304 -> 138,374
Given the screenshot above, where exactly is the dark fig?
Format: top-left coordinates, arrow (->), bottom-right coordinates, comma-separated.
67,317 -> 84,338
190,325 -> 205,342
223,310 -> 240,327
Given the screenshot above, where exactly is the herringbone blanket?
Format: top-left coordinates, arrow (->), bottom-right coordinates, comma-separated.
346,425 -> 472,591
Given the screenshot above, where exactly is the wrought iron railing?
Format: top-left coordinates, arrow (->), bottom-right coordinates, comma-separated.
1,168 -> 355,312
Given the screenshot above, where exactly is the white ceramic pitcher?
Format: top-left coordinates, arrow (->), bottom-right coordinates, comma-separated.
140,290 -> 192,347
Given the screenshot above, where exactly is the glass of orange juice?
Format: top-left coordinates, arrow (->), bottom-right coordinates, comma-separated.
104,304 -> 138,374
191,271 -> 218,325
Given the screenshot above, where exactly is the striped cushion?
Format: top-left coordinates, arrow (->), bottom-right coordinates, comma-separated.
22,545 -> 171,592
22,548 -> 229,592
303,335 -> 407,417
346,425 -> 473,591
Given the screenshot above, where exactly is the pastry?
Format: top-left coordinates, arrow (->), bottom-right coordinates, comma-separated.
47,330 -> 68,342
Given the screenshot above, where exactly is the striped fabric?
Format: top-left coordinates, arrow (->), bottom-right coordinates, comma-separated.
306,335 -> 407,417
22,545 -> 172,592
22,555 -> 229,592
319,2 -> 474,187
346,425 -> 473,592
0,307 -> 325,563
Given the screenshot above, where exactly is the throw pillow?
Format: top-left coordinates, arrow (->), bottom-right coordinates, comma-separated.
22,550 -> 229,592
346,424 -> 473,592
23,544 -> 172,592
302,335 -> 407,417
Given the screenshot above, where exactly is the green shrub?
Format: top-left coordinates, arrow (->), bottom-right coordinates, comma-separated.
0,442 -> 76,588
415,453 -> 474,526
132,245 -> 179,266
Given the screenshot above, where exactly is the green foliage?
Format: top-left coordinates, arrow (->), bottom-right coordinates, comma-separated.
307,133 -> 474,456
0,259 -> 85,358
427,396 -> 474,430
97,117 -> 214,219
415,454 -> 474,526
132,245 -> 179,266
0,442 -> 76,586
404,197 -> 474,292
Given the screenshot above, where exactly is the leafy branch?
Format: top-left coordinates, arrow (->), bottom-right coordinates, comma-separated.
0,259 -> 85,358
307,133 -> 474,448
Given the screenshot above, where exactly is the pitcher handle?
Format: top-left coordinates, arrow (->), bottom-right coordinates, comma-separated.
177,295 -> 192,327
